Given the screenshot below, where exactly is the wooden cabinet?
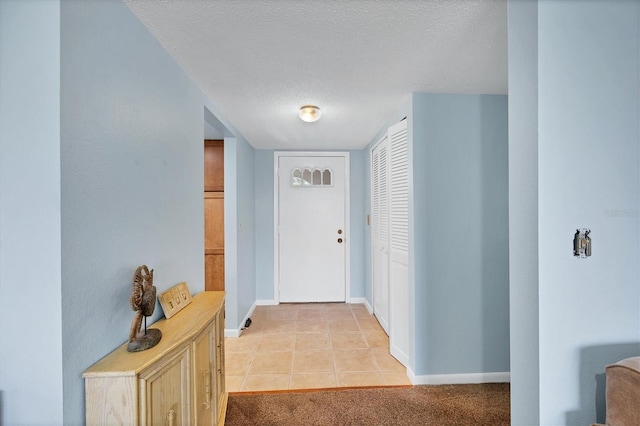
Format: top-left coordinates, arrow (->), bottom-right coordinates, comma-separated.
205,253 -> 225,292
204,140 -> 225,291
193,323 -> 214,426
140,346 -> 191,425
83,292 -> 226,426
214,306 -> 226,417
205,192 -> 225,250
193,305 -> 225,426
204,140 -> 224,192
205,191 -> 225,291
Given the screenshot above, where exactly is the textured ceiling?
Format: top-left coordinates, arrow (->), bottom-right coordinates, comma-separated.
124,0 -> 507,150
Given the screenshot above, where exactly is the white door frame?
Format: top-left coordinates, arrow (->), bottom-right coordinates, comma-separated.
273,151 -> 351,304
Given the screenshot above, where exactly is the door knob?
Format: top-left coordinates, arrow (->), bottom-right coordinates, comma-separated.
337,238 -> 343,243
337,229 -> 343,234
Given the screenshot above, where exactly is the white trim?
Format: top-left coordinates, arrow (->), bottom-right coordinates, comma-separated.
256,299 -> 278,306
273,151 -> 351,304
349,297 -> 373,314
224,329 -> 240,338
406,368 -> 511,385
390,347 -> 410,368
225,301 -> 258,337
344,153 -> 351,303
273,153 -> 279,302
369,140 -> 376,320
242,301 -> 257,326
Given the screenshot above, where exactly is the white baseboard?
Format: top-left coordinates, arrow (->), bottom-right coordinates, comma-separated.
349,297 -> 373,314
256,299 -> 278,306
225,301 -> 259,338
224,328 -> 240,338
406,369 -> 511,385
363,299 -> 373,314
391,347 -> 410,368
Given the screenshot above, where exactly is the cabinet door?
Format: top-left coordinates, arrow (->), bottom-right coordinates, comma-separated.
205,191 -> 225,291
140,347 -> 191,426
215,306 -> 226,419
193,321 -> 216,426
204,192 -> 224,251
205,254 -> 225,291
204,140 -> 224,192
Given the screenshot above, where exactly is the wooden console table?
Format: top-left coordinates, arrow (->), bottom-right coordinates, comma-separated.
83,291 -> 226,425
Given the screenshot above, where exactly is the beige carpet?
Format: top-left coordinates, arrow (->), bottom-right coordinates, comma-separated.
225,383 -> 510,425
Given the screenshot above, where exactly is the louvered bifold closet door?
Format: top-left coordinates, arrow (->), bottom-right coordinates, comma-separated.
388,120 -> 410,366
372,137 -> 390,334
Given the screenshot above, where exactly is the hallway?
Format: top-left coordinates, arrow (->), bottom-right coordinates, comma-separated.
225,303 -> 411,392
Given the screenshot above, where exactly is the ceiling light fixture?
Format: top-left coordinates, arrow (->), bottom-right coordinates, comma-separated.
299,105 -> 321,123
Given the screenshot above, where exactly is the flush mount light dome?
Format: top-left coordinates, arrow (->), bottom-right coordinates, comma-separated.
299,105 -> 321,122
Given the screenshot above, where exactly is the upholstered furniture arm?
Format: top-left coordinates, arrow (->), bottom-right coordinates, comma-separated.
599,356 -> 640,426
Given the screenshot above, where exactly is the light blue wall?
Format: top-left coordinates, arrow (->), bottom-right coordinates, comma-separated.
349,151 -> 366,299
507,1 -> 540,424
201,84 -> 257,333
224,138 -> 239,325
411,94 -> 510,376
363,93 -> 509,378
509,0 -> 640,424
253,150 -> 367,302
0,1 -> 64,424
59,0 -> 249,423
235,137 -> 256,326
255,150 -> 275,300
219,134 -> 256,331
537,1 -> 640,424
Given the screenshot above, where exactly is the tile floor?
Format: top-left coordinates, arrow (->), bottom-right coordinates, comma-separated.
224,302 -> 411,392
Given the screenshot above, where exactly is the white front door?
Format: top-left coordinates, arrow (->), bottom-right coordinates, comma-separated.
276,154 -> 347,303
